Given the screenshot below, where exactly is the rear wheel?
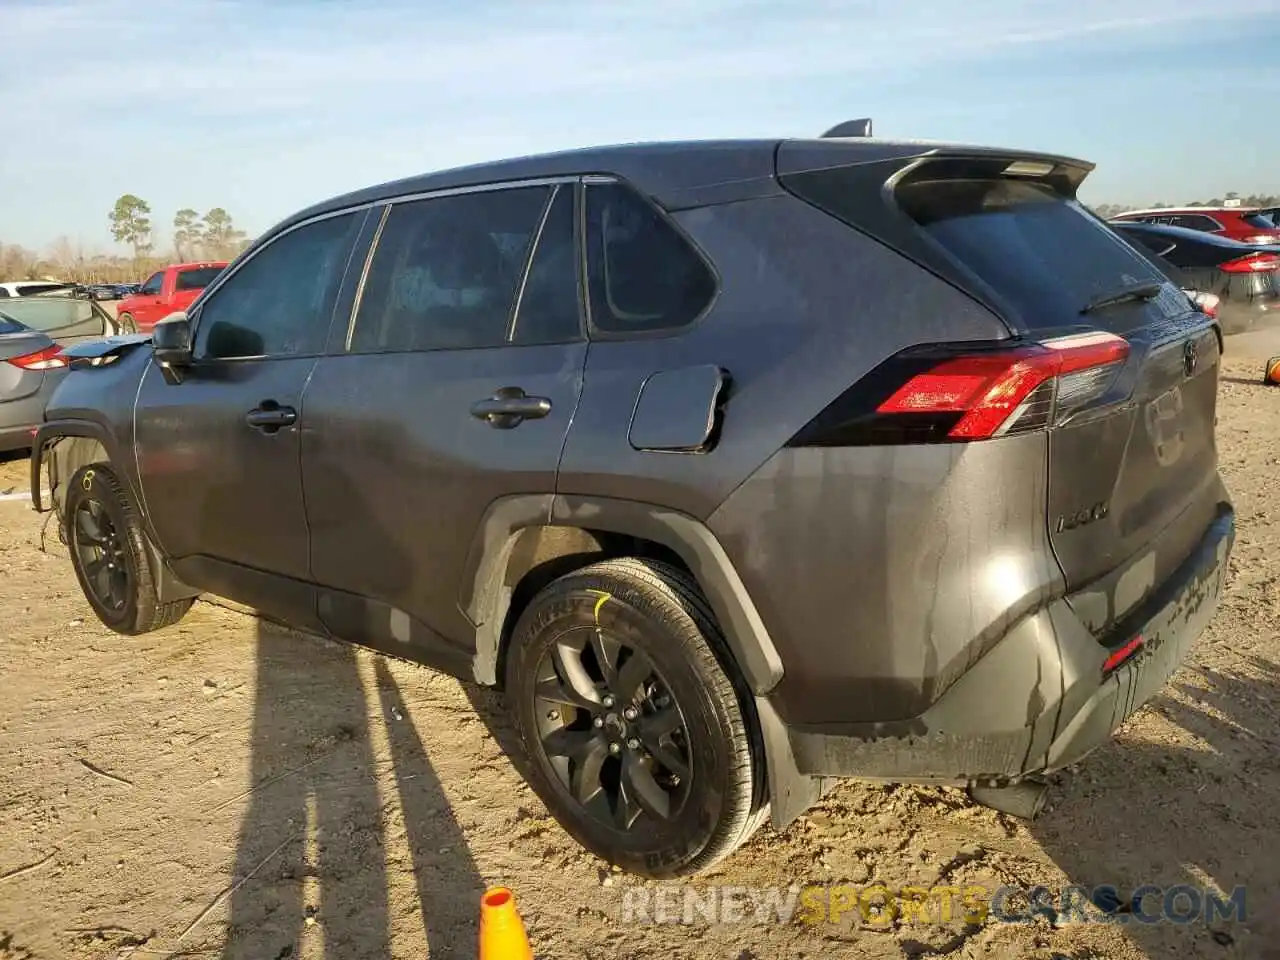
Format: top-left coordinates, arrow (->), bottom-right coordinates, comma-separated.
505,558 -> 765,878
65,463 -> 193,635
117,312 -> 136,334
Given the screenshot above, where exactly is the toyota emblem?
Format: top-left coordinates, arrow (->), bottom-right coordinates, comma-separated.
1183,339 -> 1198,377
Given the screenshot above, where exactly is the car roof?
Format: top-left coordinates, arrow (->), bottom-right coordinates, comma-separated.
1113,206 -> 1253,218
1112,219 -> 1266,250
273,136 -> 1092,233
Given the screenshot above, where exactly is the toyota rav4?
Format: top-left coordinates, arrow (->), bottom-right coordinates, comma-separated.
32,129 -> 1235,878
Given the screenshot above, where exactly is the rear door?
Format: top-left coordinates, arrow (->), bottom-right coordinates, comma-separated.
171,264 -> 226,314
892,172 -> 1224,635
301,180 -> 586,669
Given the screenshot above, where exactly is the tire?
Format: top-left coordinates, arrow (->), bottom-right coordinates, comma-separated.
64,463 -> 193,635
505,557 -> 766,878
117,313 -> 137,334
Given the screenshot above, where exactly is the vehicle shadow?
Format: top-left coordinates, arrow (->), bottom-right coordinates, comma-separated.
1025,653 -> 1280,959
220,618 -> 483,959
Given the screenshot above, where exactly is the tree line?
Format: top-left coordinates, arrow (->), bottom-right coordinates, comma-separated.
0,194 -> 253,284
110,194 -> 250,266
1091,192 -> 1280,219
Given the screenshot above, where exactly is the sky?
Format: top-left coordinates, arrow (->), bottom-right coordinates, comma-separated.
4,0 -> 1280,253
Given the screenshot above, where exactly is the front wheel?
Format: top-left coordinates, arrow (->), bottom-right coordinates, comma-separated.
65,463 -> 193,635
117,312 -> 137,334
505,558 -> 766,878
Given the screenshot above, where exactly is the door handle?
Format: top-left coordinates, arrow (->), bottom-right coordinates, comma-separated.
470,386 -> 552,429
245,401 -> 297,433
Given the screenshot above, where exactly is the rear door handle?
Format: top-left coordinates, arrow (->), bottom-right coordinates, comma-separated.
470,386 -> 552,429
245,401 -> 297,433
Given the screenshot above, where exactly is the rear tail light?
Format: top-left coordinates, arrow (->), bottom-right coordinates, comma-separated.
876,332 -> 1129,440
1221,253 -> 1280,273
789,332 -> 1131,447
5,345 -> 66,370
1102,634 -> 1145,675
1187,290 -> 1219,318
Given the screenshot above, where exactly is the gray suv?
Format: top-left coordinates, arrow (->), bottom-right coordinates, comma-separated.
32,130 -> 1235,878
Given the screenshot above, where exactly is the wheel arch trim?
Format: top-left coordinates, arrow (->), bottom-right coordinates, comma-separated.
460,493 -> 785,696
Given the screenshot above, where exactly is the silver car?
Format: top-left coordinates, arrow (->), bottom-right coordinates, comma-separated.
0,296 -> 117,452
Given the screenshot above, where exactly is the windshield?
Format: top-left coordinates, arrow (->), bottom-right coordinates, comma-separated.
0,297 -> 108,337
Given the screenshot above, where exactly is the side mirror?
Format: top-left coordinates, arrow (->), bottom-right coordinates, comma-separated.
153,313 -> 192,384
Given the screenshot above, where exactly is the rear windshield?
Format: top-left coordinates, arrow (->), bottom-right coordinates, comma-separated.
0,298 -> 108,336
896,178 -> 1172,333
175,266 -> 223,291
14,282 -> 69,296
1242,212 -> 1279,230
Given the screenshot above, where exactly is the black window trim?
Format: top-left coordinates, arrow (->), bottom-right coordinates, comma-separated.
185,205 -> 373,364
338,174 -> 586,355
579,174 -> 721,342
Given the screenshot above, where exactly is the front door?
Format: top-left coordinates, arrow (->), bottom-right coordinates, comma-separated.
130,271 -> 166,329
133,210 -> 366,627
301,182 -> 586,670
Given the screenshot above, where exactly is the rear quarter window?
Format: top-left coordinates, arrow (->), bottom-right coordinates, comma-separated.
584,182 -> 716,335
895,178 -> 1175,334
175,266 -> 224,291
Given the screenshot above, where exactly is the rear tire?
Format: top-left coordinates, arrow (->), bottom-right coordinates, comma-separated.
117,312 -> 137,334
65,463 -> 193,635
505,558 -> 766,878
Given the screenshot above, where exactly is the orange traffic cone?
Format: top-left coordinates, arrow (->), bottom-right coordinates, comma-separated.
1265,355 -> 1280,385
479,887 -> 533,960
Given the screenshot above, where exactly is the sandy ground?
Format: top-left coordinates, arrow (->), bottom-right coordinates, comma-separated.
1,354 -> 1278,960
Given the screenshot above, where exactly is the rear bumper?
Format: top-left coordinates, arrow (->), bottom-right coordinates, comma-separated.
784,506 -> 1235,783
0,423 -> 38,452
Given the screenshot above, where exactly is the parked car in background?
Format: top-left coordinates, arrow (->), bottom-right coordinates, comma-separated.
0,296 -> 117,452
1111,220 -> 1280,334
116,262 -> 227,333
33,130 -> 1233,878
0,280 -> 74,298
87,283 -> 126,301
1110,206 -> 1280,245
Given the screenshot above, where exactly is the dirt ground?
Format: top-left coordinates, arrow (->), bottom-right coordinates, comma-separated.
1,355 -> 1277,960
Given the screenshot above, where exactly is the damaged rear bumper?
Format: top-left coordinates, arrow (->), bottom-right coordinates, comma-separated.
783,506 -> 1235,784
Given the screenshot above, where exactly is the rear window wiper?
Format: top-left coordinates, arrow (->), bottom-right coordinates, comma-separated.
1081,281 -> 1163,315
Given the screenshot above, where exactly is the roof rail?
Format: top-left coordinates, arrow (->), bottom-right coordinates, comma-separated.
821,118 -> 873,138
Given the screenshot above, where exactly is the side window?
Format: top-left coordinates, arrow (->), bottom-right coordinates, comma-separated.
584,182 -> 715,334
350,186 -> 550,353
511,185 -> 581,345
140,272 -> 164,295
193,212 -> 359,360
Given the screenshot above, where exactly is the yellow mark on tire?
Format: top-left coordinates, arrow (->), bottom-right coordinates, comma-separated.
587,589 -> 612,624
81,469 -> 95,491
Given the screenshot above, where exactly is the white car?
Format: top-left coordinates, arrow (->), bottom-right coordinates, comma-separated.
0,280 -> 72,298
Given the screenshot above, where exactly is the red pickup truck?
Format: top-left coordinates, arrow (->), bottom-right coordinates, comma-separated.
117,261 -> 228,333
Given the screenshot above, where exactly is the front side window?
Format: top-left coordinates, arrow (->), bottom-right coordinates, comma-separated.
584,182 -> 716,334
350,186 -> 551,353
140,272 -> 163,295
193,212 -> 359,360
